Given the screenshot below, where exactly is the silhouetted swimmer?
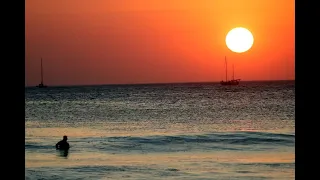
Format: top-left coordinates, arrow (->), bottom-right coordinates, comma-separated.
56,135 -> 70,150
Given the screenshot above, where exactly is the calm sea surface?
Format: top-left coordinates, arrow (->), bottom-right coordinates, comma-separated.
25,81 -> 295,180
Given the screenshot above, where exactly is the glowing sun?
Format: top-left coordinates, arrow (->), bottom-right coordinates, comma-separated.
226,27 -> 254,53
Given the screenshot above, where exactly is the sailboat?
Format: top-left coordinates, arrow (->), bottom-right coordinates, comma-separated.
220,56 -> 240,85
36,58 -> 47,88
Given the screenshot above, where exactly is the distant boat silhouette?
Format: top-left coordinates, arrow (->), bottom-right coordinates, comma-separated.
36,58 -> 47,88
220,56 -> 240,85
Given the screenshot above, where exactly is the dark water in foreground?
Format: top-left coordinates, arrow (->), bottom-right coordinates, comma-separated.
25,81 -> 295,180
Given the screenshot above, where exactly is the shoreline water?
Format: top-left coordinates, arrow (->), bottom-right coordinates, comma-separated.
26,81 -> 294,179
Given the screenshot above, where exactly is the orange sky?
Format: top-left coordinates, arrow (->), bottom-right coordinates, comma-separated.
25,0 -> 294,86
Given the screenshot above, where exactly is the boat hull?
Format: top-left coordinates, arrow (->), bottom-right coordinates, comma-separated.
220,80 -> 240,85
36,83 -> 47,88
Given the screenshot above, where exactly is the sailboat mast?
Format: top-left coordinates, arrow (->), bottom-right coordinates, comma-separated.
232,64 -> 234,80
225,56 -> 227,81
41,58 -> 43,84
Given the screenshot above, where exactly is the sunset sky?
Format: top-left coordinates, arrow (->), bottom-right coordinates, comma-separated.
25,0 -> 294,86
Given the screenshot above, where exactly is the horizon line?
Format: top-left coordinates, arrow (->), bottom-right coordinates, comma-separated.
25,79 -> 295,88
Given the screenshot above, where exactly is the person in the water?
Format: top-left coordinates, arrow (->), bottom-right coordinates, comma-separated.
56,135 -> 70,150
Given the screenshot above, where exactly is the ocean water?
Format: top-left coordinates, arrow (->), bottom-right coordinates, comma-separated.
25,81 -> 295,180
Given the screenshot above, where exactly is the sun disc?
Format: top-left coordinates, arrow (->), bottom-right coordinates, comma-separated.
226,27 -> 254,53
